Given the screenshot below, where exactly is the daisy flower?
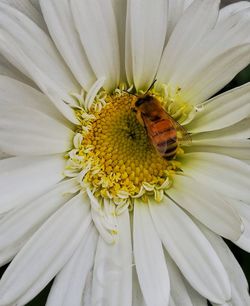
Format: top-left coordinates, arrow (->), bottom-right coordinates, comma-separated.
0,0 -> 250,305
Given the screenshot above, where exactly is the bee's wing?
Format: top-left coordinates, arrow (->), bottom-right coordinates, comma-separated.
163,112 -> 192,146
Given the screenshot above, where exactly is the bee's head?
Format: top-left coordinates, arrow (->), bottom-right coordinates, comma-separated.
129,79 -> 157,112
132,95 -> 154,115
135,95 -> 152,108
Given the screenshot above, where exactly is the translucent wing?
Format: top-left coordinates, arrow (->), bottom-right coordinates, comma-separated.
162,112 -> 192,146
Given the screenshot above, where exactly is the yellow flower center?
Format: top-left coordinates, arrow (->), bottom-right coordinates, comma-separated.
65,85 -> 195,205
82,93 -> 175,198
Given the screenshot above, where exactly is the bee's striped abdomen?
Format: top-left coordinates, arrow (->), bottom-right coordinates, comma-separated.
163,139 -> 178,160
155,133 -> 178,160
146,119 -> 178,160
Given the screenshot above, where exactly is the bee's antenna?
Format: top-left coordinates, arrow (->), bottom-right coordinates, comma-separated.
145,79 -> 157,94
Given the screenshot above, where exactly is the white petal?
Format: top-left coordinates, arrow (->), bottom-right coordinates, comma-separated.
191,118 -> 250,144
125,0 -> 133,85
185,145 -> 250,160
30,0 -> 41,11
132,269 -> 147,306
111,0 -> 127,83
0,55 -> 36,87
184,281 -> 208,306
0,154 -> 65,213
157,0 -> 220,85
188,118 -> 250,159
199,125 -> 250,145
226,198 -> 250,253
164,0 -> 195,42
182,44 -> 250,104
165,0 -> 194,40
164,252 -> 197,306
198,223 -> 250,306
168,296 -> 176,306
165,0 -> 185,40
0,149 -> 9,160
40,0 -> 95,91
0,193 -> 91,306
133,202 -> 170,306
168,7 -> 250,104
0,0 -> 47,30
236,230 -> 250,253
71,0 -> 120,91
181,152 -> 250,203
0,31 -> 79,124
0,179 -> 78,266
46,225 -> 98,306
0,105 -> 73,155
0,3 -> 79,123
184,0 -> 194,9
187,82 -> 250,133
192,116 -> 250,143
82,270 -> 93,306
92,210 -> 132,306
149,198 -> 231,304
167,175 -> 242,240
0,32 -> 78,124
219,1 -> 250,22
127,0 -> 167,90
0,3 -> 78,92
85,77 -> 106,110
0,75 -> 71,127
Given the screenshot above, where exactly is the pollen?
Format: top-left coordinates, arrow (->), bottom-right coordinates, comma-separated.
65,87 -> 191,205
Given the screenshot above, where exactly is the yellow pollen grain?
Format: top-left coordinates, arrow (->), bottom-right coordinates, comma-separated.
78,92 -> 174,199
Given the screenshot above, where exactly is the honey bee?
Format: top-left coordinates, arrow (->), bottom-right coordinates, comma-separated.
132,89 -> 191,160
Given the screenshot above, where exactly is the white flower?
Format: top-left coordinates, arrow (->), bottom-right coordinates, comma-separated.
0,0 -> 250,306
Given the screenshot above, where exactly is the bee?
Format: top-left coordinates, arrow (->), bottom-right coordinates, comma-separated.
131,84 -> 191,160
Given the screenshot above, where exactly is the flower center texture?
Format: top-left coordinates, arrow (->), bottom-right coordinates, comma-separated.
65,85 -> 194,205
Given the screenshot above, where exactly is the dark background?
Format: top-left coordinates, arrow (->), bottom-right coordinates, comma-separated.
0,0 -> 249,305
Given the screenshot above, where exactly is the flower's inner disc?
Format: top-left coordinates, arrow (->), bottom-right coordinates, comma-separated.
70,92 -> 183,201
